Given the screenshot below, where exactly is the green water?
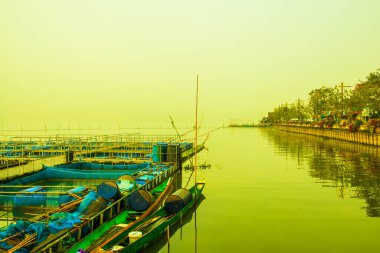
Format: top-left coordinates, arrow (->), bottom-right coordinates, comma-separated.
153,128 -> 380,253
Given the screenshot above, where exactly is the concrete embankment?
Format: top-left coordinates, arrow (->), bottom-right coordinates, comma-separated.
276,125 -> 380,147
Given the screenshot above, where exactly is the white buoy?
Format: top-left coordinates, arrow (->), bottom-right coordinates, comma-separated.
111,245 -> 124,251
117,175 -> 135,192
128,231 -> 143,244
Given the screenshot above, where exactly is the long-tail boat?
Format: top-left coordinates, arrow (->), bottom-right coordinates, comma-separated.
66,176 -> 174,253
90,181 -> 205,253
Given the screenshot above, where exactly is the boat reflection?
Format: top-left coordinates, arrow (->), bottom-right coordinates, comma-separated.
265,129 -> 380,217
142,194 -> 206,253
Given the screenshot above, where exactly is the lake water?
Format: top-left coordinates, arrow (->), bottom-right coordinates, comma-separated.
152,127 -> 380,253
2,127 -> 380,252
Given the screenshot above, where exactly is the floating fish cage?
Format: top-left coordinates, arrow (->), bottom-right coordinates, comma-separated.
0,133 -> 192,164
0,132 -> 195,185
0,162 -> 149,221
0,130 -> 204,252
0,160 -> 181,253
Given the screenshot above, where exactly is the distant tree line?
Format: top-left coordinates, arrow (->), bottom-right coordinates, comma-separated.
266,69 -> 380,123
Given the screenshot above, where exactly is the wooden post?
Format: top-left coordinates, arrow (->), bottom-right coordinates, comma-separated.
109,207 -> 113,219
100,213 -> 104,225
167,225 -> 170,252
77,227 -> 82,241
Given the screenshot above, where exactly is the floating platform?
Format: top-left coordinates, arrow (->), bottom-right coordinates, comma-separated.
0,133 -> 197,181
0,133 -> 206,253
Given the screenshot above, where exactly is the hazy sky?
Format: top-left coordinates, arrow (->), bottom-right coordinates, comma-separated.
1,0 -> 380,129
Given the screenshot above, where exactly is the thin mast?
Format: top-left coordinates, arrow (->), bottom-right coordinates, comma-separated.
194,74 -> 199,253
194,74 -> 199,184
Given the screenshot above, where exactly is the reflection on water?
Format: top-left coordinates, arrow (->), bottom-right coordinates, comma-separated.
143,195 -> 206,253
265,128 -> 380,217
183,163 -> 212,172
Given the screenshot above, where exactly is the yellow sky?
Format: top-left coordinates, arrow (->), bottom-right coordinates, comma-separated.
1,0 -> 380,129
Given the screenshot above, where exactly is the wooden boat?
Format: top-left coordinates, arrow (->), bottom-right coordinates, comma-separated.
91,182 -> 205,253
67,177 -> 174,253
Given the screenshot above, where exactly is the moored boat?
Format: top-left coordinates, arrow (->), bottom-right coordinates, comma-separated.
66,175 -> 175,253
90,181 -> 205,253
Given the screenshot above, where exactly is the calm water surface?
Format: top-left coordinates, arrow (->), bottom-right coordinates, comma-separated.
153,127 -> 380,253
2,128 -> 380,252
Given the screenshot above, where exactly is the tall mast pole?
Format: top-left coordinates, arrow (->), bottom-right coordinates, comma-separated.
193,74 -> 199,253
194,74 -> 199,184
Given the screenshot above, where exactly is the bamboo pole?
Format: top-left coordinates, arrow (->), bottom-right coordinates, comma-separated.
0,191 -> 71,195
0,185 -> 88,189
31,198 -> 84,221
8,233 -> 37,253
0,206 -> 54,211
0,231 -> 23,242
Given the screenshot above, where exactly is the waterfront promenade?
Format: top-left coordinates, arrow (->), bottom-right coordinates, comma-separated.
276,125 -> 380,147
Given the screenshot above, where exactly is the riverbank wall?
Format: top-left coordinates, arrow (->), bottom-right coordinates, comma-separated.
276,125 -> 380,147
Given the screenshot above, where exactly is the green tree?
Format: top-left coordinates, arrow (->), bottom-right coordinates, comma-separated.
308,87 -> 339,118
294,99 -> 309,121
349,70 -> 380,113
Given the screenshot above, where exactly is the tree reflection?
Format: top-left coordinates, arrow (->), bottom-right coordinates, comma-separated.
265,129 -> 380,217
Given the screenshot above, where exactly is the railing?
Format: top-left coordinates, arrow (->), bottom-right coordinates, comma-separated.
276,125 -> 380,146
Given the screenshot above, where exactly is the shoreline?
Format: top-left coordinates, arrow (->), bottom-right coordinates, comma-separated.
275,125 -> 380,147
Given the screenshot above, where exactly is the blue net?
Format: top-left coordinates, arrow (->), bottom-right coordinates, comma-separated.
57,162 -> 150,170
44,167 -> 136,180
58,186 -> 86,205
3,164 -> 146,186
48,212 -> 82,234
75,191 -> 108,215
0,220 -> 50,252
13,186 -> 47,207
0,162 -> 149,209
26,222 -> 49,242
